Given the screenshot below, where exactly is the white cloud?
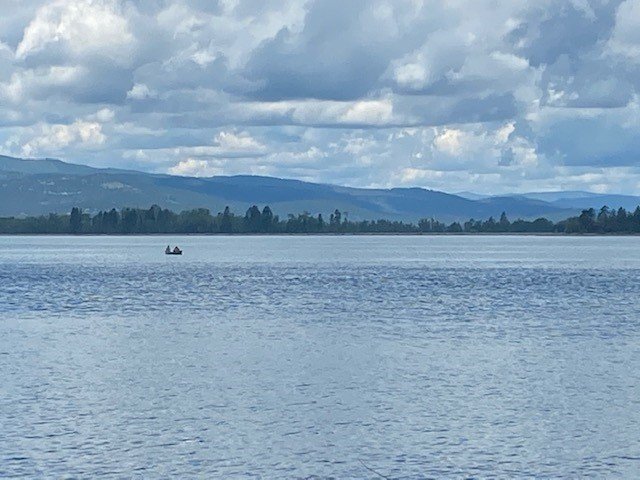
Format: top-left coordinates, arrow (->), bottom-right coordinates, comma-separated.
0,74 -> 24,103
0,65 -> 84,103
0,40 -> 12,56
126,83 -> 157,100
394,62 -> 429,89
88,108 -> 115,123
155,0 -> 307,69
0,0 -> 638,194
339,99 -> 395,125
433,128 -> 466,156
489,51 -> 529,71
215,130 -> 265,153
16,0 -> 135,63
607,0 -> 640,60
232,97 -> 401,128
142,131 -> 267,166
397,167 -> 444,183
343,136 -> 378,155
190,49 -> 217,67
21,120 -> 105,157
169,158 -> 223,177
495,122 -> 515,143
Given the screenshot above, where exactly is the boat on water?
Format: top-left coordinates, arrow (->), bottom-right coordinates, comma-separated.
165,245 -> 183,255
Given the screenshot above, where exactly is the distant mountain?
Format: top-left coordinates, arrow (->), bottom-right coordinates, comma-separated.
0,155 -> 134,176
516,191 -> 640,211
518,191 -> 603,202
454,191 -> 489,200
458,189 -> 640,213
0,155 -> 581,221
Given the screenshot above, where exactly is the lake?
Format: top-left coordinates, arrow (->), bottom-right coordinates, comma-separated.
1,235 -> 639,478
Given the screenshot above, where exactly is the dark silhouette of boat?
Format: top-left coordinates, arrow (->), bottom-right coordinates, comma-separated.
165,245 -> 182,255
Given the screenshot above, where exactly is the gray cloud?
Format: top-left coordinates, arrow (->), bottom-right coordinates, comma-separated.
241,0 -> 431,100
1,0 -> 639,195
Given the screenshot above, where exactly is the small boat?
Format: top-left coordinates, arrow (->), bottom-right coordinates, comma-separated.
165,245 -> 182,255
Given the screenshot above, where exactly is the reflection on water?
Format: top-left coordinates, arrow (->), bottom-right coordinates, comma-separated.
1,236 -> 639,478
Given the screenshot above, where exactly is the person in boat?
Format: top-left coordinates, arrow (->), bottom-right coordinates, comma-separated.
173,246 -> 182,254
165,245 -> 171,254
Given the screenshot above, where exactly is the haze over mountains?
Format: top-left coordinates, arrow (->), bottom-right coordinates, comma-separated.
1,155 -> 638,222
456,191 -> 640,213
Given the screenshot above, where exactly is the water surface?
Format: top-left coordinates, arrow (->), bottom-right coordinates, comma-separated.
1,235 -> 639,478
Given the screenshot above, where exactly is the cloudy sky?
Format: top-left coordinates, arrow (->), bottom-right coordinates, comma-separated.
1,0 -> 639,194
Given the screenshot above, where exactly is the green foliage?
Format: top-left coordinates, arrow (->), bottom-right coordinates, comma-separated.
69,207 -> 82,234
561,206 -> 640,233
1,204 -> 639,234
220,206 -> 233,233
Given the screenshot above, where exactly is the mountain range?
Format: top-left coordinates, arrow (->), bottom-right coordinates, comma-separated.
457,190 -> 640,212
1,155 -> 639,222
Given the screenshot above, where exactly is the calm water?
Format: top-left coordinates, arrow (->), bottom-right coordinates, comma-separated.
1,235 -> 640,478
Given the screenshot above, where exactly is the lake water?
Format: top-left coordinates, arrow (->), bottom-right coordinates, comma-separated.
1,235 -> 639,478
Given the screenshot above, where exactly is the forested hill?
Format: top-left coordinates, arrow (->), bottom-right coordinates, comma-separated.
1,205 -> 639,235
0,155 -> 572,221
2,155 -> 639,222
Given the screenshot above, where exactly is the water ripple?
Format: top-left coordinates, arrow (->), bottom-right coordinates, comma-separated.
1,236 -> 639,477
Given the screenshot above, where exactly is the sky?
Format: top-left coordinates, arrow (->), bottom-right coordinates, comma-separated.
0,0 -> 639,194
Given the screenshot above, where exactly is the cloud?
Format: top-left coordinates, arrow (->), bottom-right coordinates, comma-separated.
20,119 -> 105,157
90,107 -> 115,123
215,130 -> 264,152
393,62 -> 429,90
607,0 -> 640,59
0,65 -> 85,104
169,158 -> 223,177
339,100 -> 395,126
242,0 -> 432,101
16,0 -> 134,63
126,83 -> 156,100
144,130 -> 268,176
433,129 -> 466,156
0,0 -> 640,194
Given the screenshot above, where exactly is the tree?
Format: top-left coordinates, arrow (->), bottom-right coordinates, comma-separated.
597,206 -> 610,222
180,208 -> 212,233
220,206 -> 233,233
5,202 -> 640,235
464,218 -> 481,232
244,205 -> 262,232
105,208 -> 120,232
122,208 -> 140,233
632,207 -> 640,232
578,208 -> 596,233
261,206 -> 274,232
69,207 -> 82,234
330,209 -> 342,232
418,218 -> 444,232
484,216 -> 497,232
447,222 -> 463,233
499,211 -> 510,230
615,207 -> 628,232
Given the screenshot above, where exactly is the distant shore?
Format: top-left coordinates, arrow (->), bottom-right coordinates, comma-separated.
1,232 -> 639,237
2,204 -> 639,235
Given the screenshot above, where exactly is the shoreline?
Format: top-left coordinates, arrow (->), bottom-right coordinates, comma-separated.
1,232 -> 639,237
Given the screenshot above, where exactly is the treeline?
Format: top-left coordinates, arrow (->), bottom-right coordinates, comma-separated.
561,206 -> 640,233
1,204 -> 640,234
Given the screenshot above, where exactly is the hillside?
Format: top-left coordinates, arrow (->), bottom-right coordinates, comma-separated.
459,189 -> 640,215
0,155 -> 586,221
